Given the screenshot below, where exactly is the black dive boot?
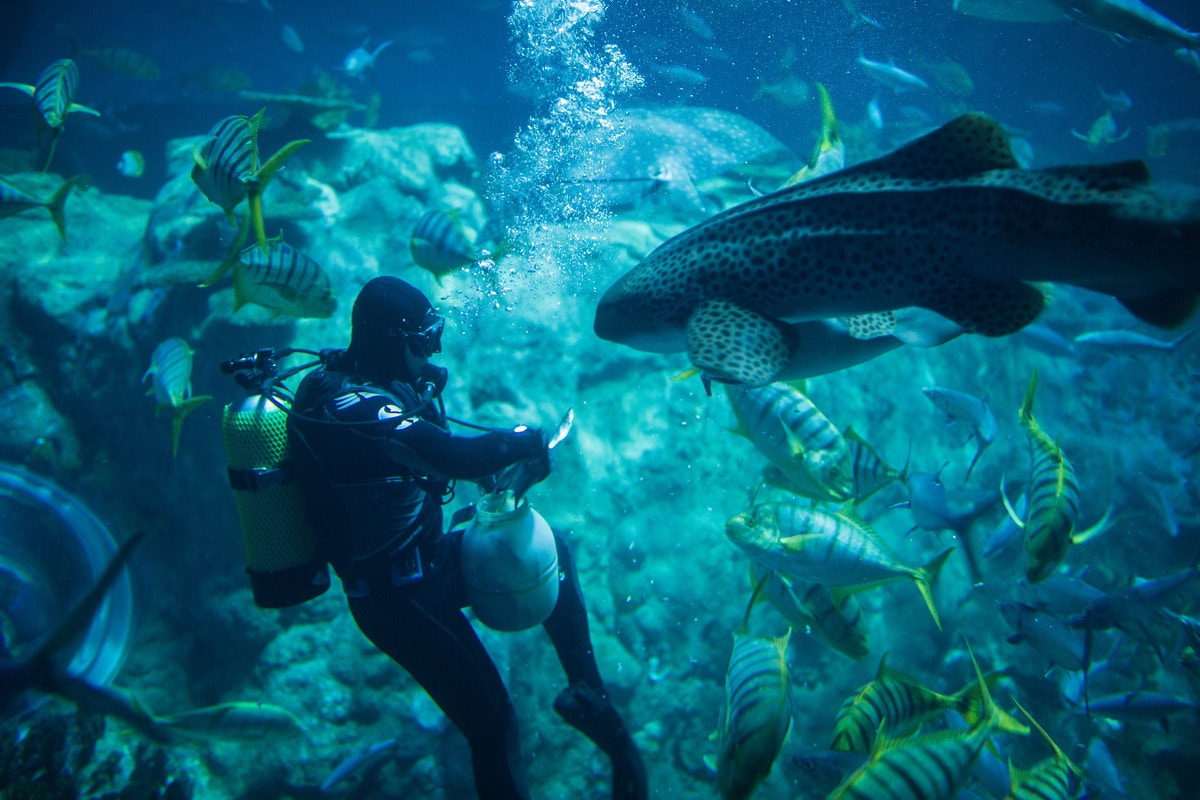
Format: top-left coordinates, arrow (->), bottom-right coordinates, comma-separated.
554,682 -> 648,800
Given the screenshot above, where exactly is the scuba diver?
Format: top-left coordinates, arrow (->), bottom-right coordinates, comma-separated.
282,276 -> 647,800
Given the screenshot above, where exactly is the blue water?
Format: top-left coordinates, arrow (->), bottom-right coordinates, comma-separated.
2,0 -> 1199,798
3,0 -> 1199,193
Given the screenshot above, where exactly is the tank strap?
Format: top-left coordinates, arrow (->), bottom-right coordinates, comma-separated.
228,463 -> 293,491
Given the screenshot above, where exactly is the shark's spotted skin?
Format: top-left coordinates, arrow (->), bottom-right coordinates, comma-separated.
687,300 -> 796,388
595,114 -> 1199,385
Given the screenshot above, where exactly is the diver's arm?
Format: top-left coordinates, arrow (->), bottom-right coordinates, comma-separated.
388,420 -> 545,480
314,382 -> 545,480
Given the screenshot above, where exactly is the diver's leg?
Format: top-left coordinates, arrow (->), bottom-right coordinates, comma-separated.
542,531 -> 647,800
349,582 -> 528,800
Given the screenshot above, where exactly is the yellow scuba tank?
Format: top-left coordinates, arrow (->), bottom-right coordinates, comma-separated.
222,393 -> 329,608
461,489 -> 559,632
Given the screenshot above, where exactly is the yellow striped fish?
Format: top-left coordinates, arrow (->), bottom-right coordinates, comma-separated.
190,109 -> 309,255
75,45 -> 162,80
831,658 -> 1027,753
716,586 -> 793,800
1007,371 -> 1109,584
726,500 -> 952,628
826,644 -> 1000,800
0,175 -> 78,240
0,58 -> 99,173
222,239 -> 336,318
782,82 -> 844,188
142,337 -> 212,457
1005,699 -> 1082,800
409,208 -> 478,279
845,428 -> 904,501
753,564 -> 869,660
726,382 -> 854,502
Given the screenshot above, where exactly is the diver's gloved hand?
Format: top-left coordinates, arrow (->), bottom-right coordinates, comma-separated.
517,426 -> 552,486
501,425 -> 547,460
489,427 -> 551,497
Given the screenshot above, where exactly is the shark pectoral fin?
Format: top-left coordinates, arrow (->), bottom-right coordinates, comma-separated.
839,311 -> 896,339
685,299 -> 796,386
890,307 -> 964,346
1118,289 -> 1199,330
925,279 -> 1045,336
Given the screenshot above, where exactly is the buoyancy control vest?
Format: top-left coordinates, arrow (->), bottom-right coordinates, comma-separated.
287,364 -> 451,579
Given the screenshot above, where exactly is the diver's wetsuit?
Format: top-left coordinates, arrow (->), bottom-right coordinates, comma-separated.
288,352 -> 640,800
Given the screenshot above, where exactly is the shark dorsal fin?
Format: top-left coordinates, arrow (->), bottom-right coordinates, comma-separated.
837,113 -> 1019,183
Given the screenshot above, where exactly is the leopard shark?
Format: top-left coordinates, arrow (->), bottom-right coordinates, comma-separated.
594,113 -> 1199,386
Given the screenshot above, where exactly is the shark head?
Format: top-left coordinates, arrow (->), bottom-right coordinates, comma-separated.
594,270 -> 693,353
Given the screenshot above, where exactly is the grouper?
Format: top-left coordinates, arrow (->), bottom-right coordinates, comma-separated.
593,113 -> 1199,386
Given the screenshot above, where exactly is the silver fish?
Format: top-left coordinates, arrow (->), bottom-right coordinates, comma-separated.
1068,566 -> 1199,633
899,469 -> 992,537
342,38 -> 393,78
782,84 -> 844,188
856,52 -> 929,92
922,386 -> 996,480
156,701 -> 305,742
998,600 -> 1087,671
143,337 -> 198,408
954,0 -> 1200,50
1085,691 -> 1198,723
1074,326 -> 1198,354
321,738 -> 398,793
1012,323 -> 1079,358
593,114 -> 1200,386
1052,0 -> 1200,50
